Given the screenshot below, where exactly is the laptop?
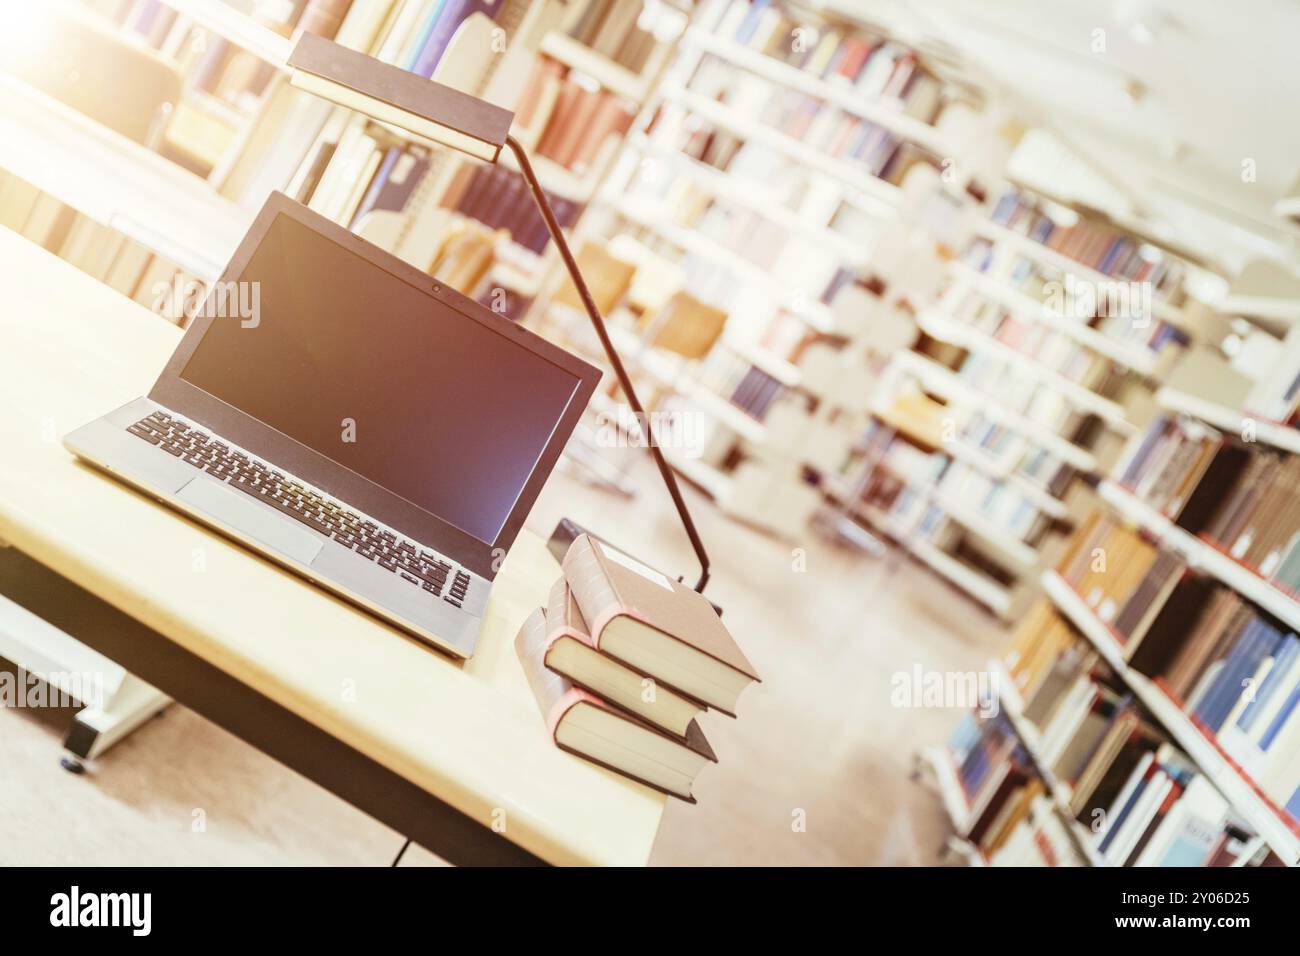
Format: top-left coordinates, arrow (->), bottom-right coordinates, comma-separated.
64,193 -> 599,659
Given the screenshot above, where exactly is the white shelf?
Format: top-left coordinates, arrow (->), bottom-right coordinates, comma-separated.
611,196 -> 833,329
990,659 -> 1108,866
162,0 -> 294,68
725,338 -> 800,387
1041,570 -> 1300,866
975,221 -> 1187,327
539,31 -> 649,100
865,452 -> 1044,571
921,746 -> 977,836
1218,293 -> 1300,324
867,403 -> 1069,520
849,489 -> 1016,614
951,262 -> 1159,374
683,27 -> 953,155
0,76 -> 249,279
684,382 -> 767,444
664,85 -> 901,210
664,451 -> 733,501
910,538 -> 1014,616
933,495 -> 1039,572
918,310 -> 1131,428
1156,387 -> 1300,455
1098,480 -> 1300,635
628,132 -> 875,269
498,147 -> 597,203
1273,196 -> 1300,221
890,349 -> 1099,472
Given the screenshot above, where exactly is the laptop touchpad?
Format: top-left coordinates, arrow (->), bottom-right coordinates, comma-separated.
175,478 -> 324,566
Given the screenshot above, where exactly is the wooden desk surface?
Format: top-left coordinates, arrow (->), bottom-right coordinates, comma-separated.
0,229 -> 665,865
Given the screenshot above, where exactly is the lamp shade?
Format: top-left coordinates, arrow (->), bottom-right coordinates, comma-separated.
287,33 -> 513,163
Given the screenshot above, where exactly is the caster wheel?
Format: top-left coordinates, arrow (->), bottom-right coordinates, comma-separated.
60,756 -> 86,774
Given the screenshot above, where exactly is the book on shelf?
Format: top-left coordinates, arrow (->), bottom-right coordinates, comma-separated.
947,713 -> 1088,866
699,0 -> 947,125
1119,412 -> 1300,595
987,186 -> 1187,307
531,73 -> 636,174
299,0 -> 356,41
1051,506 -> 1300,824
446,162 -> 582,255
561,534 -> 759,716
1001,605 -> 1288,864
563,0 -> 660,73
514,606 -> 716,802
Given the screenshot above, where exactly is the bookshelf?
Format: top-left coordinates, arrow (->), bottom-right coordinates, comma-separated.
158,0 -> 294,67
849,161 -> 1218,618
538,30 -> 654,101
627,131 -> 874,271
1155,386 -> 1300,455
0,74 -> 248,280
975,220 -> 1187,327
949,262 -> 1161,374
1041,570 -> 1300,866
885,350 -> 1098,472
916,309 -> 1131,427
680,25 -> 953,155
1008,387 -> 1300,866
1098,479 -> 1300,637
918,746 -> 989,865
661,84 -> 903,208
989,658 -> 1109,866
1219,293 -> 1300,325
535,0 -> 995,543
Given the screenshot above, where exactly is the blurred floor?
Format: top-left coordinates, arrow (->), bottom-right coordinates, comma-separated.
0,453 -> 1006,866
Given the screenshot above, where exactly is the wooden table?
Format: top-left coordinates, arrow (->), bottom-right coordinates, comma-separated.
0,228 -> 665,865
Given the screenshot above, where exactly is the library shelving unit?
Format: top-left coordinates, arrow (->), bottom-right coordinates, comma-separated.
0,73 -> 249,280
916,746 -> 990,866
988,658 -> 1109,866
1097,478 -> 1300,666
849,174 -> 1214,619
1155,386 -> 1300,455
920,658 -> 1109,866
530,0 -> 988,539
0,0 -> 303,280
1004,346 -> 1300,865
1039,568 -> 1300,866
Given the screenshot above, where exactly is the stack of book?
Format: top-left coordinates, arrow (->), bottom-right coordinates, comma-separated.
515,534 -> 759,802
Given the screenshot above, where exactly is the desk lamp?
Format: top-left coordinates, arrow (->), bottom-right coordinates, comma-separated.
287,34 -> 711,593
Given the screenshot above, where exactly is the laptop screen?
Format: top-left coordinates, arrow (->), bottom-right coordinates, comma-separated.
179,213 -> 583,545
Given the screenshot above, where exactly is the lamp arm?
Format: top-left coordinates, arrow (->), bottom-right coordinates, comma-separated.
504,135 -> 710,594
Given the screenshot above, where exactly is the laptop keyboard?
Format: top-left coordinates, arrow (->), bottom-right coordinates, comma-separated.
127,410 -> 474,610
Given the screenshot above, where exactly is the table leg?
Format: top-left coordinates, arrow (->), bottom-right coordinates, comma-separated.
64,672 -> 170,760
